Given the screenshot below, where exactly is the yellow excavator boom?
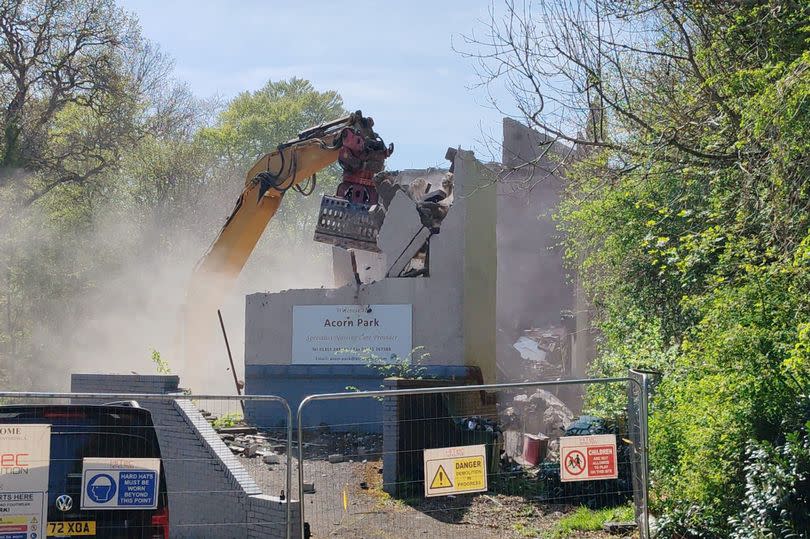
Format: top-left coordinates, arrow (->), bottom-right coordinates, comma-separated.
182,111 -> 391,385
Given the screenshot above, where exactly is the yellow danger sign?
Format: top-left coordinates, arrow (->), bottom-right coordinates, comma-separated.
423,444 -> 488,497
430,465 -> 453,489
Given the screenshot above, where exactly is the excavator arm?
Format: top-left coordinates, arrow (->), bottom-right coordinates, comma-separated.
183,111 -> 391,384
196,129 -> 336,282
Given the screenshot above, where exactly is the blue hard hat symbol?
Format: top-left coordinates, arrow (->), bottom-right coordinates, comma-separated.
87,473 -> 117,503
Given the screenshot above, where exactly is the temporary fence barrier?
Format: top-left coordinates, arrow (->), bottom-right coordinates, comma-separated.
0,376 -> 651,539
0,392 -> 294,539
296,377 -> 650,539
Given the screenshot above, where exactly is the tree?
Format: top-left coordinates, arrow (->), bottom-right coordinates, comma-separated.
202,77 -> 345,168
0,0 -> 181,207
464,1 -> 810,535
201,77 -> 347,252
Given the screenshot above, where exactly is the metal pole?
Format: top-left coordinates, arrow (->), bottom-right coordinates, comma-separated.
640,371 -> 651,539
297,399 -> 306,539
630,369 -> 652,539
217,310 -> 245,415
295,376 -> 644,538
278,398 -> 294,539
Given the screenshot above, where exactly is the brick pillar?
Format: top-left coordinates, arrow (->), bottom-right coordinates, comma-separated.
382,378 -> 400,496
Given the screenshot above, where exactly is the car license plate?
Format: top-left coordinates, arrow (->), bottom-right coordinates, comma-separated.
47,520 -> 96,536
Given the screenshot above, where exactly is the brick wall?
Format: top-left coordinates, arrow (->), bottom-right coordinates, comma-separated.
70,374 -> 299,539
381,376 -> 497,497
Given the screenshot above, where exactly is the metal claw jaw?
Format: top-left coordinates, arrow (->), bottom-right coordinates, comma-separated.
313,112 -> 392,253
313,196 -> 385,253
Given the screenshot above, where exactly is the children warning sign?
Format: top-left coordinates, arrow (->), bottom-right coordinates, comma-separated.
559,434 -> 618,482
423,444 -> 487,497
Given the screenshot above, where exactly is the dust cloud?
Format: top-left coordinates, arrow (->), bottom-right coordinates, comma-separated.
1,185 -> 333,393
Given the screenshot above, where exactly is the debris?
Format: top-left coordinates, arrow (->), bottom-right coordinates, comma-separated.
262,453 -> 281,465
522,433 -> 549,466
230,446 -> 245,455
303,482 -> 316,494
511,326 -> 570,379
359,481 -> 369,490
483,495 -> 503,507
513,336 -> 550,365
217,426 -> 258,436
328,453 -> 344,464
244,443 -> 260,458
603,521 -> 637,534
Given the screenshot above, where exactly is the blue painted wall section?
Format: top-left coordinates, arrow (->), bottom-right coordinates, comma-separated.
244,364 -> 479,432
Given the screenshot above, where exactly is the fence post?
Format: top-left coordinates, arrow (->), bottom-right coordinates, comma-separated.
630,368 -> 658,539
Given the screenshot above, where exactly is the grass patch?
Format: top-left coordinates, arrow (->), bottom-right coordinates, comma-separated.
513,521 -> 544,537
211,411 -> 243,429
546,505 -> 634,538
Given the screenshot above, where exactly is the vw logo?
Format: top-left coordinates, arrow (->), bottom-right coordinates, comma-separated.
55,494 -> 73,512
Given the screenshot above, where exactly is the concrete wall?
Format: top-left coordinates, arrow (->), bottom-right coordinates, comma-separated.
244,150 -> 498,416
460,153 -> 498,383
245,364 -> 476,430
496,118 -> 579,380
70,374 -> 299,539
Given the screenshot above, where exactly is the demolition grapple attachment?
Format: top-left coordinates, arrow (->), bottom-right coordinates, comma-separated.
313,112 -> 393,253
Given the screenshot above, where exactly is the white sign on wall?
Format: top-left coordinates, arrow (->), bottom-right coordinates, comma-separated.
0,424 -> 50,539
292,304 -> 412,364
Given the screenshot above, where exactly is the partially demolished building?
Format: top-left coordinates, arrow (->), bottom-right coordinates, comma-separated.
243,118 -> 594,424
496,118 -> 594,386
244,149 -> 497,425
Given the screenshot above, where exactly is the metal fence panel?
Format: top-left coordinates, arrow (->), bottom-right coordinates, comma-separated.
0,392 -> 294,539
296,378 -> 649,539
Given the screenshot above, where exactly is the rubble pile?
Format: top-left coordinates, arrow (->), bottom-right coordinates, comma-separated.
206,414 -> 384,464
219,429 -> 287,464
501,389 -> 573,462
300,428 -> 383,461
512,326 -> 569,380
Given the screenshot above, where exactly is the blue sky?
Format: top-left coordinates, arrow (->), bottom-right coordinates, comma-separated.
119,0 -> 515,169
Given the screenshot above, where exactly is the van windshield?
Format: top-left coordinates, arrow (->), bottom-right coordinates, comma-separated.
50,430 -> 160,495
0,406 -> 161,496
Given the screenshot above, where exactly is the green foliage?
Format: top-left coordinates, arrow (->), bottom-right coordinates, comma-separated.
511,522 -> 543,538
345,347 -> 429,393
364,346 -> 429,380
545,505 -> 634,539
728,426 -> 810,539
150,349 -> 171,374
200,78 -> 345,167
554,2 -> 810,536
212,412 -> 244,430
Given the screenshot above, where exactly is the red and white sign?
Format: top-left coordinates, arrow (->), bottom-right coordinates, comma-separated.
559,434 -> 617,482
0,424 -> 50,539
